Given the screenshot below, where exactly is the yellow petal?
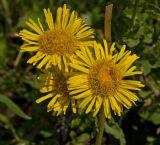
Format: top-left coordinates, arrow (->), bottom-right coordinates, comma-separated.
26,18 -> 43,34
70,88 -> 89,95
21,46 -> 39,52
55,7 -> 62,29
93,96 -> 102,116
36,93 -> 53,103
62,4 -> 70,29
109,96 -> 121,115
119,88 -> 138,102
104,97 -> 111,119
37,55 -> 51,69
43,8 -> 54,30
27,52 -> 45,64
79,96 -> 93,109
115,92 -> 132,109
86,96 -> 96,113
75,51 -> 91,66
47,94 -> 61,108
69,63 -> 89,73
71,99 -> 77,113
73,90 -> 92,99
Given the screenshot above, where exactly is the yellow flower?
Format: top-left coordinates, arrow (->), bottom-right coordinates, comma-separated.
36,67 -> 76,115
68,40 -> 144,118
19,4 -> 94,71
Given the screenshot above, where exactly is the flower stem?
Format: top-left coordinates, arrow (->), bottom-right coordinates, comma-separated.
95,108 -> 105,145
130,0 -> 140,29
104,4 -> 113,47
14,52 -> 23,68
95,4 -> 113,145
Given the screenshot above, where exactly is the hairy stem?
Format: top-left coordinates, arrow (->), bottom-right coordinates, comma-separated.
95,108 -> 105,145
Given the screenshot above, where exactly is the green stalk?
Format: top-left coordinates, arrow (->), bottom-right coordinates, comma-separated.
130,0 -> 140,28
95,4 -> 113,145
95,108 -> 105,145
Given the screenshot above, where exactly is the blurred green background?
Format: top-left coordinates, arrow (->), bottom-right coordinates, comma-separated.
0,0 -> 160,145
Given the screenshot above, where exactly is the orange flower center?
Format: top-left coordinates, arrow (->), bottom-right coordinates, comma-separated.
53,71 -> 69,97
88,60 -> 121,97
39,30 -> 77,56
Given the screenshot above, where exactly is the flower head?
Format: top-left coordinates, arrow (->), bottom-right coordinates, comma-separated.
36,67 -> 76,115
19,4 -> 94,71
68,40 -> 144,118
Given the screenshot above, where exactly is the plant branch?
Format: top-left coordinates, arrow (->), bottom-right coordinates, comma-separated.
130,0 -> 140,28
141,73 -> 160,97
14,52 -> 23,68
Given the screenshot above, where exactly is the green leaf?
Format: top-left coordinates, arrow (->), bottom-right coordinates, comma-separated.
71,118 -> 81,128
104,120 -> 126,145
40,130 -> 53,138
149,112 -> 160,125
152,58 -> 160,68
143,33 -> 153,44
0,35 -> 7,66
0,93 -> 31,120
76,133 -> 90,143
0,113 -> 21,141
138,90 -> 152,98
71,133 -> 90,145
0,113 -> 10,126
140,60 -> 152,75
70,131 -> 77,139
139,109 -> 160,125
124,38 -> 140,48
1,0 -> 9,12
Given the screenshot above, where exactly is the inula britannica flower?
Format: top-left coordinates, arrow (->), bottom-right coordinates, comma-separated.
19,4 -> 94,71
68,40 -> 144,118
36,67 -> 76,115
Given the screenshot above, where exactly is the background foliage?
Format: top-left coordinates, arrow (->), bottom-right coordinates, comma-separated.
0,0 -> 160,145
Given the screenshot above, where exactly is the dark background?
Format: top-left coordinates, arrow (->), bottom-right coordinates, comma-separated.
0,0 -> 160,145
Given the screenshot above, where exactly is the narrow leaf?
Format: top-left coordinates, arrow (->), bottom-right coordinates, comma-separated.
0,93 -> 31,120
